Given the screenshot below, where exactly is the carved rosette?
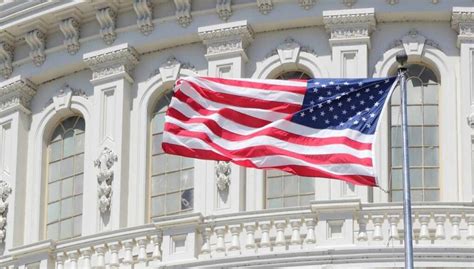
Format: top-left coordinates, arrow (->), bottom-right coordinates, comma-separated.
83,44 -> 139,81
174,0 -> 192,27
0,32 -> 14,79
215,161 -> 231,192
323,8 -> 375,41
216,0 -> 232,21
59,18 -> 81,55
0,76 -> 37,115
133,0 -> 154,35
198,21 -> 254,58
0,180 -> 12,242
94,147 -> 118,213
25,29 -> 46,66
96,7 -> 117,45
451,7 -> 474,46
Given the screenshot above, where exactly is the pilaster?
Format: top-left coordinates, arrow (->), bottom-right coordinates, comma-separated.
452,7 -> 474,201
83,43 -> 139,232
0,76 -> 36,253
198,20 -> 254,214
323,8 -> 375,202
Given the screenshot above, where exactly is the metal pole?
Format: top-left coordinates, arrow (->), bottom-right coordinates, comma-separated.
396,52 -> 414,269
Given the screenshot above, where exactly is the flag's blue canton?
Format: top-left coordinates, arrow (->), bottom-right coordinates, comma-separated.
291,77 -> 397,135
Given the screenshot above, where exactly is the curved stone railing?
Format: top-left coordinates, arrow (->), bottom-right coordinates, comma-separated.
2,200 -> 474,268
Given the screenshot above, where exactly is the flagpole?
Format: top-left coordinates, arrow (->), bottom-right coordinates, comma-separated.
396,52 -> 414,269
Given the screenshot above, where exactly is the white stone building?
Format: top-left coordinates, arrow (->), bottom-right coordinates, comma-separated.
0,0 -> 473,268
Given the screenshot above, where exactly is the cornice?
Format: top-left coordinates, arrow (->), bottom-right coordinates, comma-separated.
83,43 -> 139,82
323,8 -> 376,41
0,75 -> 37,115
451,7 -> 474,45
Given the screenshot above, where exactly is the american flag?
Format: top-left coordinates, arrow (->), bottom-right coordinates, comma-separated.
162,76 -> 398,186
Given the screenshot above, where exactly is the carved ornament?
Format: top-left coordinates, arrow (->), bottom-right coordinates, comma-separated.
299,0 -> 315,10
451,7 -> 474,46
59,18 -> 81,55
0,76 -> 37,115
265,37 -> 317,60
387,29 -> 441,57
96,7 -> 117,45
216,0 -> 232,21
94,147 -> 118,213
342,0 -> 357,7
215,161 -> 231,192
256,0 -> 272,14
44,84 -> 87,109
323,8 -> 375,40
0,31 -> 14,79
133,0 -> 154,35
0,180 -> 11,243
468,113 -> 474,128
198,21 -> 254,57
25,29 -> 46,66
148,56 -> 195,80
174,0 -> 192,28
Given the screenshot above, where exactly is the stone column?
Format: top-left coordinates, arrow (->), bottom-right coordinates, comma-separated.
0,76 -> 36,253
322,8 -> 376,202
452,7 -> 474,202
83,43 -> 138,232
198,20 -> 254,214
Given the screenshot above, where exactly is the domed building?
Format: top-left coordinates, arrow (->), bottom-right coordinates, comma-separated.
0,0 -> 473,268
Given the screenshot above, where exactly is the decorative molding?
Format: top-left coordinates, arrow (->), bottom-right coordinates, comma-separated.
386,0 -> 399,5
0,180 -> 11,243
59,18 -> 80,55
451,7 -> 474,46
198,20 -> 254,58
468,113 -> 474,128
94,147 -> 118,214
148,56 -> 195,79
0,76 -> 37,115
174,0 -> 192,28
257,0 -> 272,15
299,0 -> 315,10
133,0 -> 154,36
387,29 -> 441,56
83,44 -> 139,81
216,0 -> 232,21
96,7 -> 117,45
215,161 -> 231,192
25,29 -> 46,66
323,8 -> 375,41
342,0 -> 357,7
0,31 -> 14,79
44,84 -> 87,109
266,37 -> 316,60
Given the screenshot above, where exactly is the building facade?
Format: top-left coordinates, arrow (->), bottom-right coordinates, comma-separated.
0,0 -> 473,268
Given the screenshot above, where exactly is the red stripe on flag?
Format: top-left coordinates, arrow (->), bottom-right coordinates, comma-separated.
199,77 -> 308,94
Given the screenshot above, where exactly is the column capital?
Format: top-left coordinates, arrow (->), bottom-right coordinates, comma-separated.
83,43 -> 139,84
323,8 -> 375,47
198,20 -> 254,61
0,75 -> 37,116
451,7 -> 474,46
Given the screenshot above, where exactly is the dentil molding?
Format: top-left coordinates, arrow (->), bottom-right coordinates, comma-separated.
451,7 -> 474,46
323,8 -> 376,42
59,18 -> 81,55
198,20 -> 254,58
94,147 -> 118,214
0,75 -> 37,115
133,0 -> 154,36
0,180 -> 11,243
174,0 -> 192,28
0,31 -> 14,79
83,43 -> 139,81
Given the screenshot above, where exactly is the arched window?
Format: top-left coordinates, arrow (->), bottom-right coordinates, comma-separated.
265,71 -> 315,209
46,116 -> 84,240
149,90 -> 194,219
390,64 -> 439,202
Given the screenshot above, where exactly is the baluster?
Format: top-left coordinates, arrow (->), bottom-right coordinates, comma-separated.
80,247 -> 93,269
434,214 -> 446,240
94,245 -> 107,268
357,217 -> 368,241
371,215 -> 384,241
137,237 -> 149,263
304,218 -> 317,245
289,219 -> 302,246
418,214 -> 431,241
449,214 -> 462,240
388,215 -> 400,240
244,222 -> 257,250
200,227 -> 212,255
122,239 -> 135,264
215,226 -> 227,253
56,252 -> 66,269
259,221 -> 272,249
467,215 -> 474,240
151,233 -> 163,261
274,220 -> 287,247
108,242 -> 121,267
67,251 -> 79,269
228,224 -> 242,252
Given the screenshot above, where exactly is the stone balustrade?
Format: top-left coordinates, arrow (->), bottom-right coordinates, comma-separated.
1,200 -> 474,268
